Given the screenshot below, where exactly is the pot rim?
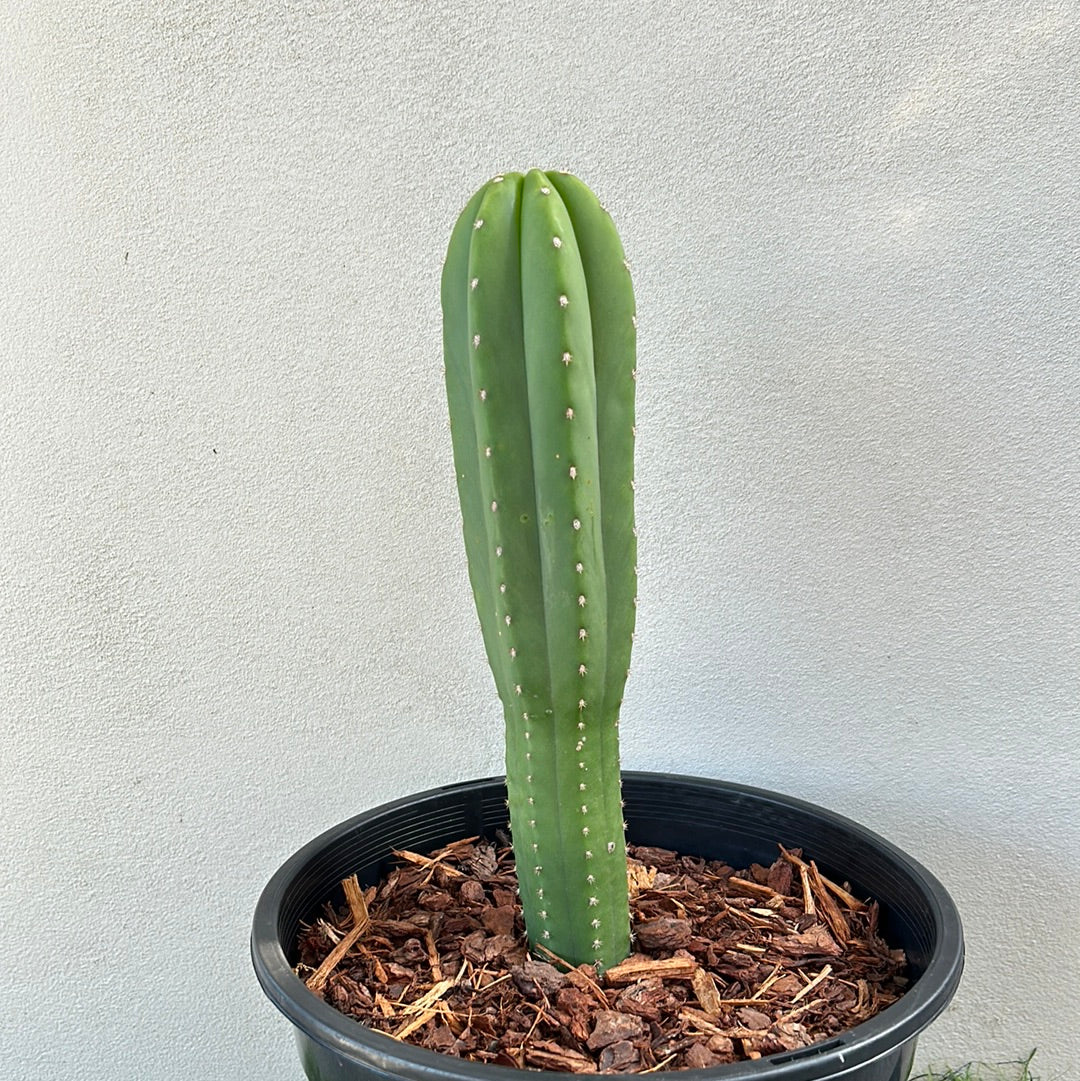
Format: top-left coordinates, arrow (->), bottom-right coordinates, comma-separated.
252,772 -> 964,1080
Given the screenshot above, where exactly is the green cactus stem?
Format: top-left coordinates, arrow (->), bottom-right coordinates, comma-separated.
441,170 -> 637,970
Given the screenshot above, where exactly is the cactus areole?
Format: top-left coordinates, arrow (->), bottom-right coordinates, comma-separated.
441,170 -> 637,970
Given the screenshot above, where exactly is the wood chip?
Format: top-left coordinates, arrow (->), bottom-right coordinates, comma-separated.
791,964 -> 833,1003
799,864 -> 816,918
604,955 -> 698,984
392,968 -> 469,1038
808,862 -> 850,945
728,876 -> 778,899
394,1007 -> 438,1040
627,860 -> 658,894
820,871 -> 865,911
679,1006 -> 729,1036
691,968 -> 723,1015
641,1053 -> 678,1073
342,874 -> 371,930
424,930 -> 442,981
752,963 -> 785,999
404,974 -> 463,1014
780,845 -> 865,910
307,926 -> 365,989
393,848 -> 467,879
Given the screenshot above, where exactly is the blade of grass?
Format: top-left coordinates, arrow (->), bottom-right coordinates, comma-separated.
911,1051 -> 1039,1081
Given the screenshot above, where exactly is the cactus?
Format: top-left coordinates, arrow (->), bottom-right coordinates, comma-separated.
441,170 -> 637,970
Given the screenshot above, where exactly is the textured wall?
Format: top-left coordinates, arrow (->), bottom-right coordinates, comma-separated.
2,1 -> 1077,1078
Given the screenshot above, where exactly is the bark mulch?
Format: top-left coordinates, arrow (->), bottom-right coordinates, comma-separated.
296,836 -> 908,1073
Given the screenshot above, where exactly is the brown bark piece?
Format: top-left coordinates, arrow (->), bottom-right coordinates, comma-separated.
635,916 -> 693,950
774,925 -> 843,960
766,858 -> 794,896
525,1041 -> 596,1073
737,1006 -> 772,1031
615,978 -> 676,1022
598,1039 -> 639,1073
512,958 -> 568,999
555,986 -> 595,1043
419,890 -> 455,911
684,1042 -> 728,1069
587,1010 -> 646,1050
481,905 -> 518,937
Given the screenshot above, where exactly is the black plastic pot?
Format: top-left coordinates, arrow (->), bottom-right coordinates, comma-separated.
252,773 -> 963,1081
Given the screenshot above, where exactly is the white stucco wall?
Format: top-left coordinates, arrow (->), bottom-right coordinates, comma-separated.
3,2 -> 1077,1078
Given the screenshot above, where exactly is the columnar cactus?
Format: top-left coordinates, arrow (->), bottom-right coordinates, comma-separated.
441,170 -> 637,970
